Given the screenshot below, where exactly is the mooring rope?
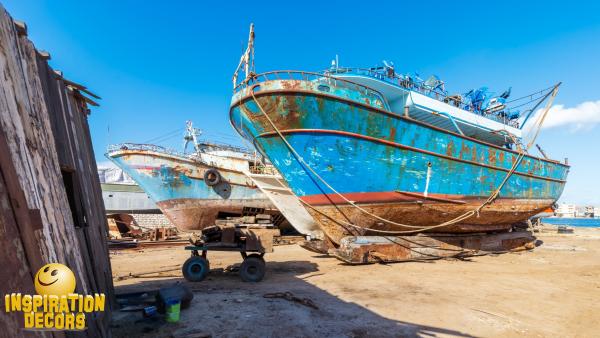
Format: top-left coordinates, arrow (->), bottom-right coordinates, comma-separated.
246,83 -> 558,235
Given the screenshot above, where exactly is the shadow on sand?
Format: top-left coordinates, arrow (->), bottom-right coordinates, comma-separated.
111,259 -> 475,338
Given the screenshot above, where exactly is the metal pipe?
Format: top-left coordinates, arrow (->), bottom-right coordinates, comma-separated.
435,111 -> 465,136
424,162 -> 432,198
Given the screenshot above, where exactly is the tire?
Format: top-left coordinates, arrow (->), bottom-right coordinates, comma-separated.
248,253 -> 265,262
182,256 -> 210,282
204,168 -> 221,186
239,256 -> 266,282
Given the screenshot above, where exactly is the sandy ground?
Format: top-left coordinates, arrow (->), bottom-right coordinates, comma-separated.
110,227 -> 600,337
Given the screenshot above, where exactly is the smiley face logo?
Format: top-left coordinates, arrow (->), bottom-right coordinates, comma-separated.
34,263 -> 76,296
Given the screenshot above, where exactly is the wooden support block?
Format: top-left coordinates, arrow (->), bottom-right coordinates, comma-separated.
221,225 -> 236,244
241,228 -> 280,253
333,232 -> 537,264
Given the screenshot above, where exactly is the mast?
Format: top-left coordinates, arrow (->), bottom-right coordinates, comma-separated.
232,23 -> 255,89
183,120 -> 202,153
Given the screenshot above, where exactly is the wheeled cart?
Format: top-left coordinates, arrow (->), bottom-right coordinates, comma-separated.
181,226 -> 279,282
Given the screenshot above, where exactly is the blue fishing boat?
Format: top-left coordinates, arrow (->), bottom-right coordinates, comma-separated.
106,122 -> 276,231
228,26 -> 569,244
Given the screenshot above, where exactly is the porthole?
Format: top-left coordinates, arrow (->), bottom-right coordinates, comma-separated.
317,84 -> 330,92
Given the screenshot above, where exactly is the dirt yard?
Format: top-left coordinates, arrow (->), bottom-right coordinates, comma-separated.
110,227 -> 600,337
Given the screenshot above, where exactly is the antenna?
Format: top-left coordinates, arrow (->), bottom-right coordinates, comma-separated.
183,120 -> 202,153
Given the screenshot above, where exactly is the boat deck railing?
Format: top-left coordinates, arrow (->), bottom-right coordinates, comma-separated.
107,142 -> 253,158
234,70 -> 390,109
195,139 -> 253,155
107,143 -> 191,158
234,69 -> 519,128
330,67 -> 450,99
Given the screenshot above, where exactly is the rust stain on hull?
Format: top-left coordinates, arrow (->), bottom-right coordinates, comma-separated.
333,231 -> 537,264
305,198 -> 552,245
157,198 -> 275,231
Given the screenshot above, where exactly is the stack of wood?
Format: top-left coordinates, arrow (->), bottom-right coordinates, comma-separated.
190,214 -> 280,252
107,214 -> 179,241
107,218 -> 142,239
144,227 -> 179,241
215,214 -> 277,228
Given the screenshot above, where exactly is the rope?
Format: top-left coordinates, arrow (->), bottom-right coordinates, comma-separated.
504,84 -> 556,105
246,83 -> 558,235
525,87 -> 558,150
240,97 -> 359,234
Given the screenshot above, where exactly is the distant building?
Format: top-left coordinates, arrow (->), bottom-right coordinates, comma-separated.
555,203 -> 578,218
584,206 -> 600,218
98,166 -> 174,228
98,166 -> 157,212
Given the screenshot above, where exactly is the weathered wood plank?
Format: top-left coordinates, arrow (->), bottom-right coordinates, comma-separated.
0,4 -> 113,336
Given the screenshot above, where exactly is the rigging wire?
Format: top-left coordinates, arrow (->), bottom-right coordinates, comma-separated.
142,127 -> 184,144
504,84 -> 555,105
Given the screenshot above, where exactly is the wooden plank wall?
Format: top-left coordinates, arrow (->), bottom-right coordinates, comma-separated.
0,4 -> 113,337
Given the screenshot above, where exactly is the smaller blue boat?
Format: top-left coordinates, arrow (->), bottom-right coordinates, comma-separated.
106,122 -> 276,231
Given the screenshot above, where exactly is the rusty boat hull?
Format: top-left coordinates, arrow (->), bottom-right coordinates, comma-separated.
229,73 -> 569,244
155,198 -> 273,231
107,146 -> 276,231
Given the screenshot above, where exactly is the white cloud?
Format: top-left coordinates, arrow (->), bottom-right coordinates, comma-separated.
523,100 -> 600,132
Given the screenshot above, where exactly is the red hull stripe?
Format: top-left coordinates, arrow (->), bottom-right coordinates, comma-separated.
300,191 -> 523,206
129,165 -> 160,170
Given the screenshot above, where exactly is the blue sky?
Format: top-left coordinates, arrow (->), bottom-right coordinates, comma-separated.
4,1 -> 600,205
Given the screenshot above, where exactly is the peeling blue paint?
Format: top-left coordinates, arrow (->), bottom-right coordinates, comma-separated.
107,153 -> 265,204
230,79 -> 568,201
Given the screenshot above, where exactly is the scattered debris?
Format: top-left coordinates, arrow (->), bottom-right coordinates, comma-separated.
146,227 -> 179,241
299,239 -> 331,254
299,272 -> 325,280
115,266 -> 181,281
557,226 -> 574,234
273,235 -> 306,246
115,283 -> 194,316
172,329 -> 212,338
108,239 -> 139,249
107,213 -> 180,241
263,292 -> 318,310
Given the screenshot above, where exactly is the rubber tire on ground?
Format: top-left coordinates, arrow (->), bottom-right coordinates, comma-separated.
239,256 -> 266,282
182,256 -> 210,282
204,168 -> 221,186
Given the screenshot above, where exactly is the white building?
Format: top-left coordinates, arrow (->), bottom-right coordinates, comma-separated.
555,203 -> 578,218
